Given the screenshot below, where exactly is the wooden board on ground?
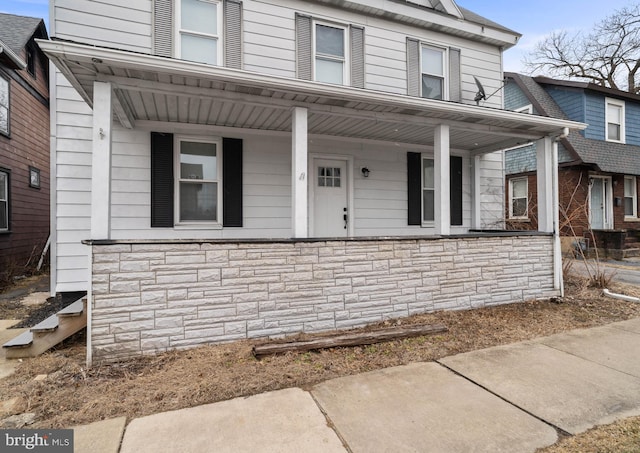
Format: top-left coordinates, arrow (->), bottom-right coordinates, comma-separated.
252,324 -> 448,358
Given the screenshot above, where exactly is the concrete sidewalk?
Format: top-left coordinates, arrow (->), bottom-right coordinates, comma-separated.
79,318 -> 640,453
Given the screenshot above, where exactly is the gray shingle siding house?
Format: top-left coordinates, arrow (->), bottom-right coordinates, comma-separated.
505,73 -> 640,257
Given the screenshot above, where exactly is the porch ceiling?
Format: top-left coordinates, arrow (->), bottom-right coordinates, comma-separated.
38,39 -> 586,153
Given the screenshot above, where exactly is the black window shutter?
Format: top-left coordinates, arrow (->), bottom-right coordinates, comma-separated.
450,155 -> 463,226
150,132 -> 174,227
223,138 -> 243,227
407,152 -> 422,225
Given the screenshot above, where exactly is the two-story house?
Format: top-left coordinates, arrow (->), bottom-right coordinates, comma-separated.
505,73 -> 640,259
0,13 -> 49,289
36,0 -> 584,363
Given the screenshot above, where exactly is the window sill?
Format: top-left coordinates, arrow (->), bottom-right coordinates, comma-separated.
624,216 -> 640,222
174,223 -> 223,230
509,218 -> 530,222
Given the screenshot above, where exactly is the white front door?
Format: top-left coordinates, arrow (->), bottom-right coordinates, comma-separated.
590,176 -> 613,230
312,158 -> 348,237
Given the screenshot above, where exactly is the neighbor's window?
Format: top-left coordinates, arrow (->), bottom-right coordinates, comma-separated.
422,157 -> 434,222
606,98 -> 625,143
26,44 -> 36,77
625,175 -> 637,218
177,138 -> 221,223
421,45 -> 445,100
177,0 -> 221,65
0,169 -> 8,231
0,75 -> 9,136
314,22 -> 347,85
509,178 -> 528,219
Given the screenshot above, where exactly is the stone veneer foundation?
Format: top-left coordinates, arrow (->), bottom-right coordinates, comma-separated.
87,233 -> 557,361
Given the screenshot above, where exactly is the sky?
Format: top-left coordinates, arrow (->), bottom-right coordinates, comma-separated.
0,0 -> 636,74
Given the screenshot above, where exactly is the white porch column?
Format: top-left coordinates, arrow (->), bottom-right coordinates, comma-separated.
472,155 -> 482,230
536,136 -> 554,233
91,81 -> 113,239
434,124 -> 450,235
291,107 -> 308,238
552,140 -> 563,295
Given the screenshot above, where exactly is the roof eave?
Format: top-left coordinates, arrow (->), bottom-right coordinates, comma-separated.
0,39 -> 26,70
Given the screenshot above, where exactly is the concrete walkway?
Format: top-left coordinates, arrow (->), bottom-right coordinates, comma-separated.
75,318 -> 640,453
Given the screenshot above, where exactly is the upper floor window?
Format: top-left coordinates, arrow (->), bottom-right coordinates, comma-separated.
0,169 -> 8,232
625,175 -> 637,218
422,157 -> 435,223
26,44 -> 36,78
515,104 -> 533,114
509,177 -> 528,219
176,137 -> 221,224
606,98 -> 625,143
314,23 -> 347,85
177,0 -> 222,65
421,45 -> 446,100
0,76 -> 8,136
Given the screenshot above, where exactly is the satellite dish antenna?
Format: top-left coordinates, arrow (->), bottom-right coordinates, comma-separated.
473,76 -> 486,105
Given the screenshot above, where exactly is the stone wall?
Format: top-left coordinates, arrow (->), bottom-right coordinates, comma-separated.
89,234 -> 557,361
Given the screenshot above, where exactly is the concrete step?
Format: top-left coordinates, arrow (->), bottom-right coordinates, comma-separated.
2,297 -> 87,359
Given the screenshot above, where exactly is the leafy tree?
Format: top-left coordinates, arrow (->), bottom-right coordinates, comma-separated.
525,4 -> 640,93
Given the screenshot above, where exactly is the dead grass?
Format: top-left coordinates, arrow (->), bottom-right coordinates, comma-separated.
1,273 -> 640,453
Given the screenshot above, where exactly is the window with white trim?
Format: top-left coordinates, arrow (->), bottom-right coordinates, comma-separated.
606,98 -> 625,143
176,137 -> 221,223
177,0 -> 222,65
421,45 -> 446,100
0,75 -> 9,136
422,157 -> 434,222
515,104 -> 533,114
509,177 -> 528,219
314,22 -> 348,85
625,175 -> 637,218
0,169 -> 8,231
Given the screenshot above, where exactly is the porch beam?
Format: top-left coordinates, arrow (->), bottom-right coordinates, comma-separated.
434,124 -> 450,235
113,89 -> 135,129
536,136 -> 554,233
91,81 -> 113,239
292,107 -> 308,238
97,75 -> 547,141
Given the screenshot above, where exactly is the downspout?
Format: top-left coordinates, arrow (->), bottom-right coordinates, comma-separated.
553,127 -> 569,297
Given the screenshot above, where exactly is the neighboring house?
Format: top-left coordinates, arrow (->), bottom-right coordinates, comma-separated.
0,14 -> 49,288
505,73 -> 640,258
38,0 -> 583,363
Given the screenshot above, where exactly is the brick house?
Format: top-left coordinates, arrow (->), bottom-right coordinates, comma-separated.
38,0 -> 583,363
505,73 -> 640,258
0,14 -> 49,287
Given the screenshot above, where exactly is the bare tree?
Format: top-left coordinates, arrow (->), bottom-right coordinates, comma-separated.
525,4 -> 640,93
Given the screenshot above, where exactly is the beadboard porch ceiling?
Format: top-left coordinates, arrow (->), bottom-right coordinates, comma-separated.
38,39 -> 586,154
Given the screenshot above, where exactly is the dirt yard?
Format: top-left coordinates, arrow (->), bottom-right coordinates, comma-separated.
0,272 -> 639,452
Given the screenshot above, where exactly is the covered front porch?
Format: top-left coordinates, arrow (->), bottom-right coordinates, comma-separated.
38,39 -> 585,362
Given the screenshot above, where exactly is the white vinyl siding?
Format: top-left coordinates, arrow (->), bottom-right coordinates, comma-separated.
606,98 -> 625,143
625,175 -> 637,218
53,0 -> 152,53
